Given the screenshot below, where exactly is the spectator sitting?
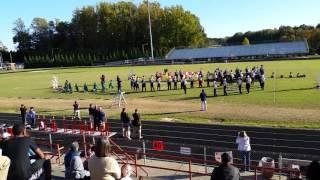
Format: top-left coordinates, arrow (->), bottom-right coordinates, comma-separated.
120,164 -> 133,180
65,141 -> 90,180
2,123 -> 52,180
0,155 -> 10,180
82,145 -> 95,171
88,137 -> 121,180
210,153 -> 240,180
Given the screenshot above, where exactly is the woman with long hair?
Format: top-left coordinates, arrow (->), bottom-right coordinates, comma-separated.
88,137 -> 121,180
236,131 -> 251,171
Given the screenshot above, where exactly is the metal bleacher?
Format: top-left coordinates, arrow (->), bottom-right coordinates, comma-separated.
166,40 -> 309,60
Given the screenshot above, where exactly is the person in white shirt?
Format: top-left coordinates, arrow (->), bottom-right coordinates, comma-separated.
236,131 -> 251,171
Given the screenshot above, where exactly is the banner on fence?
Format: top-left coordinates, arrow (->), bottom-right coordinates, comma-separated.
152,140 -> 164,151
215,151 -> 233,163
180,147 -> 191,155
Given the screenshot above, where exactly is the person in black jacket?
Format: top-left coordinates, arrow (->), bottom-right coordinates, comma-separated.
120,108 -> 131,140
200,89 -> 207,111
132,109 -> 142,139
211,153 -> 240,180
20,104 -> 27,124
2,124 -> 52,180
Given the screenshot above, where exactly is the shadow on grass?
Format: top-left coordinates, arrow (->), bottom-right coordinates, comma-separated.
144,110 -> 200,116
268,87 -> 315,93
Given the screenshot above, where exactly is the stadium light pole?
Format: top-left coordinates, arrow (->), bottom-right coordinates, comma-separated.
147,0 -> 154,60
273,71 -> 276,104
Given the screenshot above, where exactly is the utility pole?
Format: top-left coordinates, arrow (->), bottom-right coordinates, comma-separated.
147,0 -> 154,60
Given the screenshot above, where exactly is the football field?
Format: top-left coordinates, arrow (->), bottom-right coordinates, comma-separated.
0,59 -> 319,128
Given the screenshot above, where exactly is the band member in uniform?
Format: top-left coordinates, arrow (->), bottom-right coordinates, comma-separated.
182,77 -> 187,95
237,77 -> 242,94
198,75 -> 203,88
246,75 -> 252,94
167,76 -> 172,90
190,73 -> 194,88
223,77 -> 228,96
157,77 -> 161,91
100,74 -> 106,92
206,71 -> 210,87
135,77 -> 140,91
260,75 -> 265,90
213,80 -> 218,97
150,75 -> 155,92
141,76 -> 147,92
173,76 -> 178,90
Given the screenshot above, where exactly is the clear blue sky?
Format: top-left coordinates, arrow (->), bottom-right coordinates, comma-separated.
1,0 -> 320,51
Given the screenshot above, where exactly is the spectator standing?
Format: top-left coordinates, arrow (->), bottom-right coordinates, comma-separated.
20,104 -> 27,124
98,107 -> 107,130
65,141 -> 90,179
132,109 -> 142,139
236,131 -> 251,171
210,153 -> 240,180
121,108 -> 131,140
200,89 -> 207,111
88,137 -> 121,180
88,104 -> 95,128
73,101 -> 81,120
2,124 -> 52,180
27,107 -> 36,128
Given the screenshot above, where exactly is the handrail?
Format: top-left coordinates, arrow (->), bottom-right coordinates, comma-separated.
109,138 -> 149,177
117,149 -> 301,178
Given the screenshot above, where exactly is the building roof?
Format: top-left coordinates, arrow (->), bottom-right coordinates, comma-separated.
166,40 -> 309,60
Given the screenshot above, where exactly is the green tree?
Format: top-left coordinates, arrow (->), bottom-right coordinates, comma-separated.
12,18 -> 32,51
242,37 -> 250,45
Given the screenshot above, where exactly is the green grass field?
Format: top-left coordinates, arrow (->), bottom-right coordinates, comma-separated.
0,59 -> 319,128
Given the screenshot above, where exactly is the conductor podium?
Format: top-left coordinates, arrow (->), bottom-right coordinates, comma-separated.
112,91 -> 127,108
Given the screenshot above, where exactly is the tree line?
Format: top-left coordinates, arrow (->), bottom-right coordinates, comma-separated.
10,1 -> 207,68
2,1 -> 320,68
209,24 -> 320,54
